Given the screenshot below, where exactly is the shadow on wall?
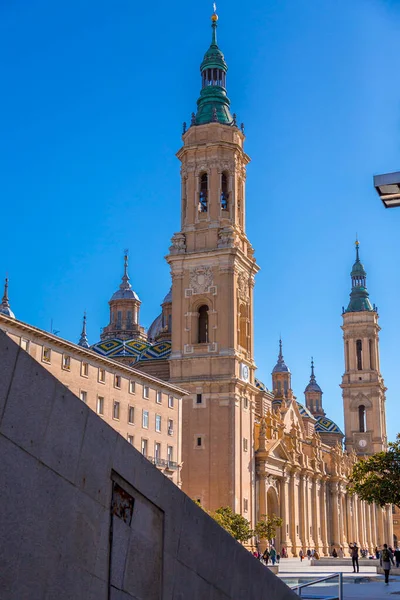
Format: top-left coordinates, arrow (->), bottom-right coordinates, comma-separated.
0,330 -> 297,600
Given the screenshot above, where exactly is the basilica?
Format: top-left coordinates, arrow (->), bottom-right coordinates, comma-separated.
0,11 -> 393,555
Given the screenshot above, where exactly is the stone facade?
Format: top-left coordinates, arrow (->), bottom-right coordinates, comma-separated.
0,313 -> 186,486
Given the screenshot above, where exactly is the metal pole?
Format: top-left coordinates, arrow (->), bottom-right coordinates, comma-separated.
339,572 -> 343,600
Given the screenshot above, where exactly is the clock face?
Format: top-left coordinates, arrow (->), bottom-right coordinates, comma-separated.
358,439 -> 367,448
241,364 -> 249,382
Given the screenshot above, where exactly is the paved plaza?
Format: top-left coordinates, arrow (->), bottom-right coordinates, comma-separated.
277,557 -> 400,599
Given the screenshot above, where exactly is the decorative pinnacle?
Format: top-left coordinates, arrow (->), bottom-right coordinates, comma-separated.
78,311 -> 90,348
2,277 -> 10,307
278,337 -> 283,360
310,357 -> 315,380
120,250 -> 132,291
355,237 -> 360,262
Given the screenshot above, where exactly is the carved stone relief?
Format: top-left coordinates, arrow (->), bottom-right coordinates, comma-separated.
189,266 -> 213,295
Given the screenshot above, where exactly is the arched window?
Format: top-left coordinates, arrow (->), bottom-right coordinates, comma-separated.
198,305 -> 209,343
345,341 -> 350,371
221,172 -> 229,210
199,173 -> 208,212
356,339 -> 362,370
369,339 -> 374,370
359,405 -> 366,433
284,380 -> 288,396
277,381 -> 282,394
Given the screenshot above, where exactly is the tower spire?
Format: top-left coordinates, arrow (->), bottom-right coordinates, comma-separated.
120,250 -> 132,292
192,9 -> 235,126
345,239 -> 374,313
78,312 -> 90,348
0,277 -> 15,319
304,356 -> 324,416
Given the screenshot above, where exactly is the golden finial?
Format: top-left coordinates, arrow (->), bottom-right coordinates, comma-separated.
211,2 -> 218,20
355,233 -> 359,247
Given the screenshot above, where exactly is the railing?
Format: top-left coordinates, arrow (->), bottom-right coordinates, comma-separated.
146,456 -> 178,470
292,573 -> 343,599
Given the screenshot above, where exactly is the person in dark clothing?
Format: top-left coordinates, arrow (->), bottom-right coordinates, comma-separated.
381,543 -> 395,585
394,547 -> 400,569
332,548 -> 338,558
351,543 -> 359,573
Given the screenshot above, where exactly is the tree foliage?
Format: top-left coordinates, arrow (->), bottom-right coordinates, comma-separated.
195,502 -> 283,544
348,434 -> 400,507
254,514 -> 283,541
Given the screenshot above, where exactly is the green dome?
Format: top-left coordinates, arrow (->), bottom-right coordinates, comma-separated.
345,241 -> 374,313
191,16 -> 235,127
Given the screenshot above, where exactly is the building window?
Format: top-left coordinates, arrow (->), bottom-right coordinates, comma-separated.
127,434 -> 134,445
114,375 -> 121,389
81,361 -> 89,377
196,436 -> 203,447
199,173 -> 208,212
155,415 -> 162,433
369,339 -> 374,370
220,172 -> 229,210
141,439 -> 148,457
359,405 -> 366,433
97,396 -> 104,415
62,354 -> 71,370
196,393 -> 203,404
243,396 -> 249,409
42,347 -> 51,363
167,445 -> 173,463
155,442 -> 161,461
98,368 -> 106,383
345,340 -> 349,371
243,498 -> 248,513
143,386 -> 150,399
168,419 -> 174,436
142,410 -> 149,429
21,338 -> 30,352
356,339 -> 363,371
156,391 -> 162,404
168,395 -> 174,408
243,438 -> 248,452
198,305 -> 209,343
113,401 -> 120,420
129,380 -> 136,394
80,390 -> 87,404
128,406 -> 134,424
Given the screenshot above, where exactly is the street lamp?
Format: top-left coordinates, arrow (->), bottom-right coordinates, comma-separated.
374,171 -> 400,208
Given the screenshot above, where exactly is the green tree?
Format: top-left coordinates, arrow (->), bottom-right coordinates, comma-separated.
209,506 -> 254,543
254,514 -> 283,542
348,434 -> 400,507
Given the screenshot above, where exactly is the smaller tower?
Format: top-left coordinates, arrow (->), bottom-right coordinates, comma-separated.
78,312 -> 90,348
341,240 -> 387,455
101,253 -> 147,342
0,277 -> 15,319
272,339 -> 293,402
148,288 -> 172,342
304,358 -> 324,417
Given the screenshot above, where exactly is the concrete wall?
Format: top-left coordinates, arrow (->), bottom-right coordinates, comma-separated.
0,330 -> 296,600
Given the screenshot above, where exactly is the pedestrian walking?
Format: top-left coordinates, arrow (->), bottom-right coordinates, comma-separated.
351,543 -> 359,573
262,548 -> 270,565
307,548 -> 311,560
380,543 -> 394,585
299,549 -> 304,562
332,548 -> 338,558
270,546 -> 277,565
394,547 -> 400,569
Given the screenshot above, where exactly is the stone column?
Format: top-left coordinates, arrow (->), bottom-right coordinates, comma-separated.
371,503 -> 377,551
386,505 -> 393,546
320,479 -> 329,555
346,495 -> 354,551
290,471 -> 301,556
366,503 -> 373,553
299,474 -> 308,549
330,481 -> 340,550
257,473 -> 268,552
314,478 -> 323,552
377,506 -> 385,546
353,494 -> 360,547
339,487 -> 347,551
280,473 -> 292,554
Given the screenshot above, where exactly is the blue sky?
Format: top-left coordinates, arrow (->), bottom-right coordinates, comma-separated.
1,0 -> 400,441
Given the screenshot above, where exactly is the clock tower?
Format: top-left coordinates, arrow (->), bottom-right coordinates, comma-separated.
167,11 -> 260,519
340,241 -> 387,456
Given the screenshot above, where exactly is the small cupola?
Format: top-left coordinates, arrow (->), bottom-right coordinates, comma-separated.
0,277 -> 15,319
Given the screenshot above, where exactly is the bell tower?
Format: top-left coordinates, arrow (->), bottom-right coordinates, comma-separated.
167,10 -> 259,519
340,241 -> 387,456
